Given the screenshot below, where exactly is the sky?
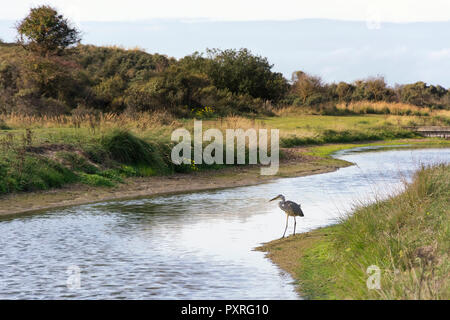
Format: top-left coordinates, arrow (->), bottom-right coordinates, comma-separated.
1,1 -> 450,87
2,0 -> 450,22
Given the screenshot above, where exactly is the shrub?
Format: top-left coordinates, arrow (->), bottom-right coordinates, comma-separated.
102,129 -> 154,165
101,129 -> 170,175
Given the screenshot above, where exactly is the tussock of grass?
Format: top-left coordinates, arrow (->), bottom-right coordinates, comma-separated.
0,154 -> 78,193
101,129 -> 168,170
296,164 -> 449,299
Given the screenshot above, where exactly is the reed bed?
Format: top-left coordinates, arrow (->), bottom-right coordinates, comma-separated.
336,101 -> 450,117
0,111 -> 181,132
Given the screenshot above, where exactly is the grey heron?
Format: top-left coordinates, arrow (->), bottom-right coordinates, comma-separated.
269,194 -> 304,238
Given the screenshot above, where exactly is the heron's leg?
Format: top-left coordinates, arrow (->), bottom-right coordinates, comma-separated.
282,214 -> 289,238
294,216 -> 296,235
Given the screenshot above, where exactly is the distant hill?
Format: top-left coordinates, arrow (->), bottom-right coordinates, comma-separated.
1,40 -> 449,116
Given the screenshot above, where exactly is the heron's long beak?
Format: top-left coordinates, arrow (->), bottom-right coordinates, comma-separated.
269,196 -> 279,202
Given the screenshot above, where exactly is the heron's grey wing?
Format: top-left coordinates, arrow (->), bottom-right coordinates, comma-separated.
285,201 -> 304,216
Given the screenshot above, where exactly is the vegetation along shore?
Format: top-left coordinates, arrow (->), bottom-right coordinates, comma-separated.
258,163 -> 450,299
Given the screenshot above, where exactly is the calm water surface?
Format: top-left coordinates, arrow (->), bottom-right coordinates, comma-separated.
0,148 -> 449,299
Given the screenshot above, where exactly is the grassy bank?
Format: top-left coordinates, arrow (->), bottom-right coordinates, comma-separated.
263,111 -> 448,147
258,164 -> 450,299
0,127 -> 175,194
0,110 -> 449,195
0,113 -> 257,194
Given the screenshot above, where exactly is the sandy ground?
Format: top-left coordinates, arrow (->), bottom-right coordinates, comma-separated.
0,148 -> 350,217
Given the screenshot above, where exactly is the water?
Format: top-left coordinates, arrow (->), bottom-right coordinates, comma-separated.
0,148 -> 449,299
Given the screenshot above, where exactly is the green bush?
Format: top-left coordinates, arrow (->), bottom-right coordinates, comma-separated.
1,38 -> 449,116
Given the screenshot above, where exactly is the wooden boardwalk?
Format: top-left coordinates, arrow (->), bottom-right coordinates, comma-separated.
405,126 -> 450,139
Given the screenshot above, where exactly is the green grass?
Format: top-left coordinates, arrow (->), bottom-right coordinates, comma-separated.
258,114 -> 421,147
263,114 -> 387,131
280,128 -> 416,147
0,126 -> 251,194
0,113 -> 448,196
307,138 -> 450,158
79,172 -> 116,187
57,151 -> 100,174
260,113 -> 450,148
296,235 -> 338,299
295,164 -> 450,299
0,128 -> 177,194
0,153 -> 78,193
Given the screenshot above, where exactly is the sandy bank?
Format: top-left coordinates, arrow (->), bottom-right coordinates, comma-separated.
0,148 -> 349,217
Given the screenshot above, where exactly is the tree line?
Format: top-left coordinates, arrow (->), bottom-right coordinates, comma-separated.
0,5 -> 449,117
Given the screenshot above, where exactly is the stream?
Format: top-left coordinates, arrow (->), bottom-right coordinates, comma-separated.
0,147 -> 449,299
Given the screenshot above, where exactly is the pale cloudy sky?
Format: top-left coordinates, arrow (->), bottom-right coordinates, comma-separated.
2,0 -> 450,22
1,1 -> 450,87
